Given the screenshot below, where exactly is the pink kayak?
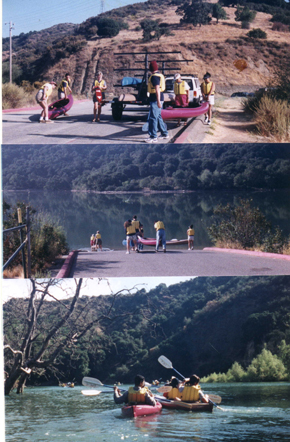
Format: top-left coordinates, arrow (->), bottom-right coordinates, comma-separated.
121,401 -> 162,417
48,94 -> 73,120
138,237 -> 188,247
161,102 -> 209,120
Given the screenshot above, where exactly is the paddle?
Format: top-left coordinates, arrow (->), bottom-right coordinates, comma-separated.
157,355 -> 224,410
81,389 -> 102,396
156,385 -> 173,393
82,377 -> 171,402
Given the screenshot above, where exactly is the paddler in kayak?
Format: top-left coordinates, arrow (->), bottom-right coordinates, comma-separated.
92,71 -> 107,122
174,73 -> 190,127
35,81 -> 57,123
163,377 -> 183,400
180,374 -> 209,403
114,374 -> 156,406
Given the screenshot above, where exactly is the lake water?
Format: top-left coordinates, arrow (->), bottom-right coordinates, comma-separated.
3,190 -> 290,251
5,383 -> 290,442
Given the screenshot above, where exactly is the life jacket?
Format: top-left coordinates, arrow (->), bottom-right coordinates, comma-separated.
126,224 -> 136,235
155,221 -> 165,231
174,81 -> 187,95
40,83 -> 53,98
187,228 -> 195,236
181,384 -> 200,402
59,79 -> 70,92
94,79 -> 106,91
148,73 -> 165,94
167,387 -> 182,400
132,220 -> 140,230
96,233 -> 101,239
201,81 -> 214,95
127,386 -> 147,403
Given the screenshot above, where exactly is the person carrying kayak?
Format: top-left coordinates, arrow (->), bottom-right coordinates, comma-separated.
58,73 -> 72,100
174,73 -> 190,127
124,219 -> 138,254
154,219 -> 166,253
35,81 -> 57,123
187,224 -> 195,250
114,374 -> 156,406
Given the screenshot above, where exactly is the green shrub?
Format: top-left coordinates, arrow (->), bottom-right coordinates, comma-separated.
246,348 -> 287,382
241,20 -> 250,29
247,28 -> 267,39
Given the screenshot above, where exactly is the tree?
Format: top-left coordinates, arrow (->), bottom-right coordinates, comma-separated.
235,5 -> 257,27
140,19 -> 170,41
207,198 -> 287,250
212,3 -> 228,23
3,279 -> 138,395
96,18 -> 120,38
178,0 -> 212,27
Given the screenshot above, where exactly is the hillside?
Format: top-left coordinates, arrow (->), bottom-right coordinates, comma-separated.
4,0 -> 290,96
4,276 -> 290,384
2,144 -> 290,192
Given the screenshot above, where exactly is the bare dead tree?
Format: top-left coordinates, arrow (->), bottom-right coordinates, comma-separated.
4,278 -> 140,395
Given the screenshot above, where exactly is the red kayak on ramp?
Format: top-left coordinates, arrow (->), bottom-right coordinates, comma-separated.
161,102 -> 209,120
158,397 -> 213,412
121,401 -> 162,417
138,237 -> 188,247
48,94 -> 73,120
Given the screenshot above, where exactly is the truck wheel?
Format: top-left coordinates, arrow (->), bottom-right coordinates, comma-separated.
112,102 -> 123,120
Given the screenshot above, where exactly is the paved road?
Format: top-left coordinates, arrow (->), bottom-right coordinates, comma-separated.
2,100 -> 207,144
70,249 -> 290,277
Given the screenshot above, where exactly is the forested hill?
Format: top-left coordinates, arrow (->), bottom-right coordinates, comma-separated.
2,144 -> 290,192
4,276 -> 290,385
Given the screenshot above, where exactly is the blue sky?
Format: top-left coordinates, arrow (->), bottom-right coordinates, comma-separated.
2,0 -> 146,38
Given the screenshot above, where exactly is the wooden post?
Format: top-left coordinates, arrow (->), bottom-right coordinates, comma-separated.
26,207 -> 31,277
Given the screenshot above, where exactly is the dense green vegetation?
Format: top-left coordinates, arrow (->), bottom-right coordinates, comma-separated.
4,276 -> 290,385
208,198 -> 289,253
3,201 -> 69,276
2,144 -> 290,192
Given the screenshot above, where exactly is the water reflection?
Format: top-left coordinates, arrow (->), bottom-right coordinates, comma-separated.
3,190 -> 290,250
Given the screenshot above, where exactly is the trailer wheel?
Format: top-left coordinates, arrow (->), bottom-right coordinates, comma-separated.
112,101 -> 124,120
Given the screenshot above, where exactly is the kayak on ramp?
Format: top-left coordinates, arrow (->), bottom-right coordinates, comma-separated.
161,102 -> 209,120
48,94 -> 73,120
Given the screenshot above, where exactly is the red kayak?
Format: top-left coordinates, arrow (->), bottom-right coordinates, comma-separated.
138,237 -> 188,247
121,401 -> 162,417
161,102 -> 209,120
158,397 -> 213,412
48,94 -> 73,120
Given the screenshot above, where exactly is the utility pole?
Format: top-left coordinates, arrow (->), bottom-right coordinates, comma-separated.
5,21 -> 15,83
100,0 -> 105,14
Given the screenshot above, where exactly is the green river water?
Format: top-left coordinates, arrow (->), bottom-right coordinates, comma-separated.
5,383 -> 290,442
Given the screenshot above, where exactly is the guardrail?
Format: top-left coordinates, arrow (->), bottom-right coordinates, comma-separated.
3,207 -> 31,277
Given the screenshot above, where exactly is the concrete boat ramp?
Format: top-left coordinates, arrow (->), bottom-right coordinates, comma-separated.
59,248 -> 290,278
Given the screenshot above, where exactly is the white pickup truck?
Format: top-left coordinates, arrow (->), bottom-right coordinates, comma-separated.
164,74 -> 202,106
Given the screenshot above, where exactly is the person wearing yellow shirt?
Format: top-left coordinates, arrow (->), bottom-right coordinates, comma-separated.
201,72 -> 215,125
154,220 -> 166,253
95,230 -> 102,251
35,81 -> 57,123
187,224 -> 195,250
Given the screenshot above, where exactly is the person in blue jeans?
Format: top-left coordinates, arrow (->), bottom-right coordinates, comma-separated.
145,60 -> 169,143
154,220 -> 166,252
